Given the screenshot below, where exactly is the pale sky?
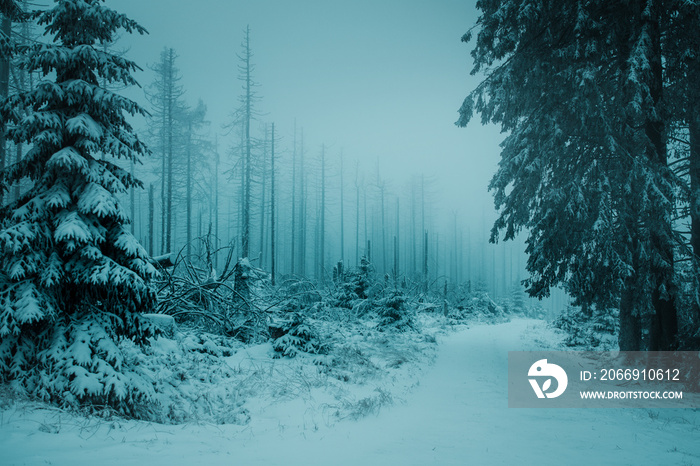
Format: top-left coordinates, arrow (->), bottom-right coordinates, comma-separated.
110,0 -> 504,230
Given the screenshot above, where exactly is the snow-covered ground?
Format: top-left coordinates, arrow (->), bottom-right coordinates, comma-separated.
2,319 -> 699,465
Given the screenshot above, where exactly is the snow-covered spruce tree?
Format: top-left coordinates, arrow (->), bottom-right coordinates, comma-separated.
458,0 -> 679,350
665,0 -> 700,332
0,0 -> 157,413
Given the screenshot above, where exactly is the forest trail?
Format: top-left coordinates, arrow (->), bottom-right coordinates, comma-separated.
258,319 -> 699,466
2,319 -> 698,465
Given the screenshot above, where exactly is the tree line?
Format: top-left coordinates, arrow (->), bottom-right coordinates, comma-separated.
0,0 -> 532,315
124,30 -> 523,298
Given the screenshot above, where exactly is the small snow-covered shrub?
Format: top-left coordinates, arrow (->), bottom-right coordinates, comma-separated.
328,256 -> 375,309
376,291 -> 413,329
550,305 -> 618,350
464,291 -> 510,322
270,314 -> 324,358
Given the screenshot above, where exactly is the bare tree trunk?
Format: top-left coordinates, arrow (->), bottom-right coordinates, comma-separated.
459,229 -> 464,283
643,0 -> 677,350
619,276 -> 642,351
393,235 -> 398,286
379,180 -> 386,274
0,15 -> 10,206
242,25 -> 253,259
452,212 -> 458,283
214,138 -> 220,269
166,48 -> 174,254
412,182 -> 417,274
423,231 -> 428,290
128,155 -> 135,234
421,175 -> 425,279
355,162 -> 360,266
299,130 -> 306,276
438,238 -> 442,284
314,195 -> 320,281
395,198 -> 399,281
160,99 -> 166,254
239,124 -> 245,254
291,120 -> 296,275
186,119 -> 192,257
148,183 -> 154,255
363,187 -> 368,260
340,149 -> 344,262
270,123 -> 276,286
319,144 -> 326,284
259,125 -> 267,267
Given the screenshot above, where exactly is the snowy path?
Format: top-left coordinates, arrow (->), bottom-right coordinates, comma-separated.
2,319 -> 699,465
251,319 -> 700,465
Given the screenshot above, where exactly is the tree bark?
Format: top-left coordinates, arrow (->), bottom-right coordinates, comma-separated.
0,15 -> 10,206
270,123 -> 276,286
166,48 -> 174,255
355,163 -> 360,267
148,183 -> 154,255
319,144 -> 326,284
690,111 -> 700,324
340,149 -> 344,262
259,125 -> 267,267
186,119 -> 192,257
619,276 -> 642,351
242,26 -> 252,259
290,121 -> 296,275
644,0 -> 677,350
298,130 -> 306,276
214,138 -> 219,269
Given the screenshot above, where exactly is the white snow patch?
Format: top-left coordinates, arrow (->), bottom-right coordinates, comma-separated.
1,319 -> 698,465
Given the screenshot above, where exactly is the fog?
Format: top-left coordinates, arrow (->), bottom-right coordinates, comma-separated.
110,0 -> 567,310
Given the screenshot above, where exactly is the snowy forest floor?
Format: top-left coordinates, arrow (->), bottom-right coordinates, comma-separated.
2,318 -> 699,466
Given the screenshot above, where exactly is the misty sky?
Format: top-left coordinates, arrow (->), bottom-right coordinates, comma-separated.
110,0 -> 504,229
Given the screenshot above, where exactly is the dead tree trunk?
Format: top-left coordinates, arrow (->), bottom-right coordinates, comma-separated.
340,149 -> 344,262
166,48 -> 174,255
291,120 -> 296,275
270,123 -> 276,286
0,15 -> 10,205
148,183 -> 155,255
298,130 -> 306,276
320,144 -> 326,284
186,119 -> 193,257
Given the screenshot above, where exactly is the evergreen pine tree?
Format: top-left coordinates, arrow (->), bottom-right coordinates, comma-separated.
0,0 -> 156,412
458,0 -> 679,350
665,0 -> 700,328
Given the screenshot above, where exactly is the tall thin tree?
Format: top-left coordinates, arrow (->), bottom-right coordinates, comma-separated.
270,123 -> 276,285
